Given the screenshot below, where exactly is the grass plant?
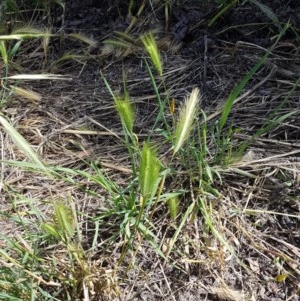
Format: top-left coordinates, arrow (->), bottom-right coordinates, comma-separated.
0,1 -> 299,300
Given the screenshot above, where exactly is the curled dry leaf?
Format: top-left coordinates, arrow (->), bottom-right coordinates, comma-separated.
209,286 -> 245,301
247,258 -> 261,274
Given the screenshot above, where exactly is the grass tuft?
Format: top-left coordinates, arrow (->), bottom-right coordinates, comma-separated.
0,1 -> 299,300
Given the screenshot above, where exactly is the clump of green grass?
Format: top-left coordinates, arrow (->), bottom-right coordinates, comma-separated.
99,22 -> 291,261
0,2 -> 297,300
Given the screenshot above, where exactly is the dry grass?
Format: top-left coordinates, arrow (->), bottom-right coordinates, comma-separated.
0,1 -> 300,300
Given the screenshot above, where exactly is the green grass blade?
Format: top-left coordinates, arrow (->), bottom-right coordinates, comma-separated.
250,0 -> 282,31
258,111 -> 298,136
199,197 -> 250,272
102,38 -> 132,49
0,40 -> 8,64
144,59 -> 169,133
165,201 -> 195,258
0,115 -> 45,171
208,0 -> 239,27
134,220 -> 167,259
220,22 -> 289,130
0,293 -> 23,301
167,196 -> 179,220
237,76 -> 300,155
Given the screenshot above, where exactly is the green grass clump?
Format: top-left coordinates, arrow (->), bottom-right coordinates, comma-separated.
0,1 -> 298,300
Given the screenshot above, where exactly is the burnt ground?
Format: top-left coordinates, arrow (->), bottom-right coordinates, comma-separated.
1,0 -> 300,300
